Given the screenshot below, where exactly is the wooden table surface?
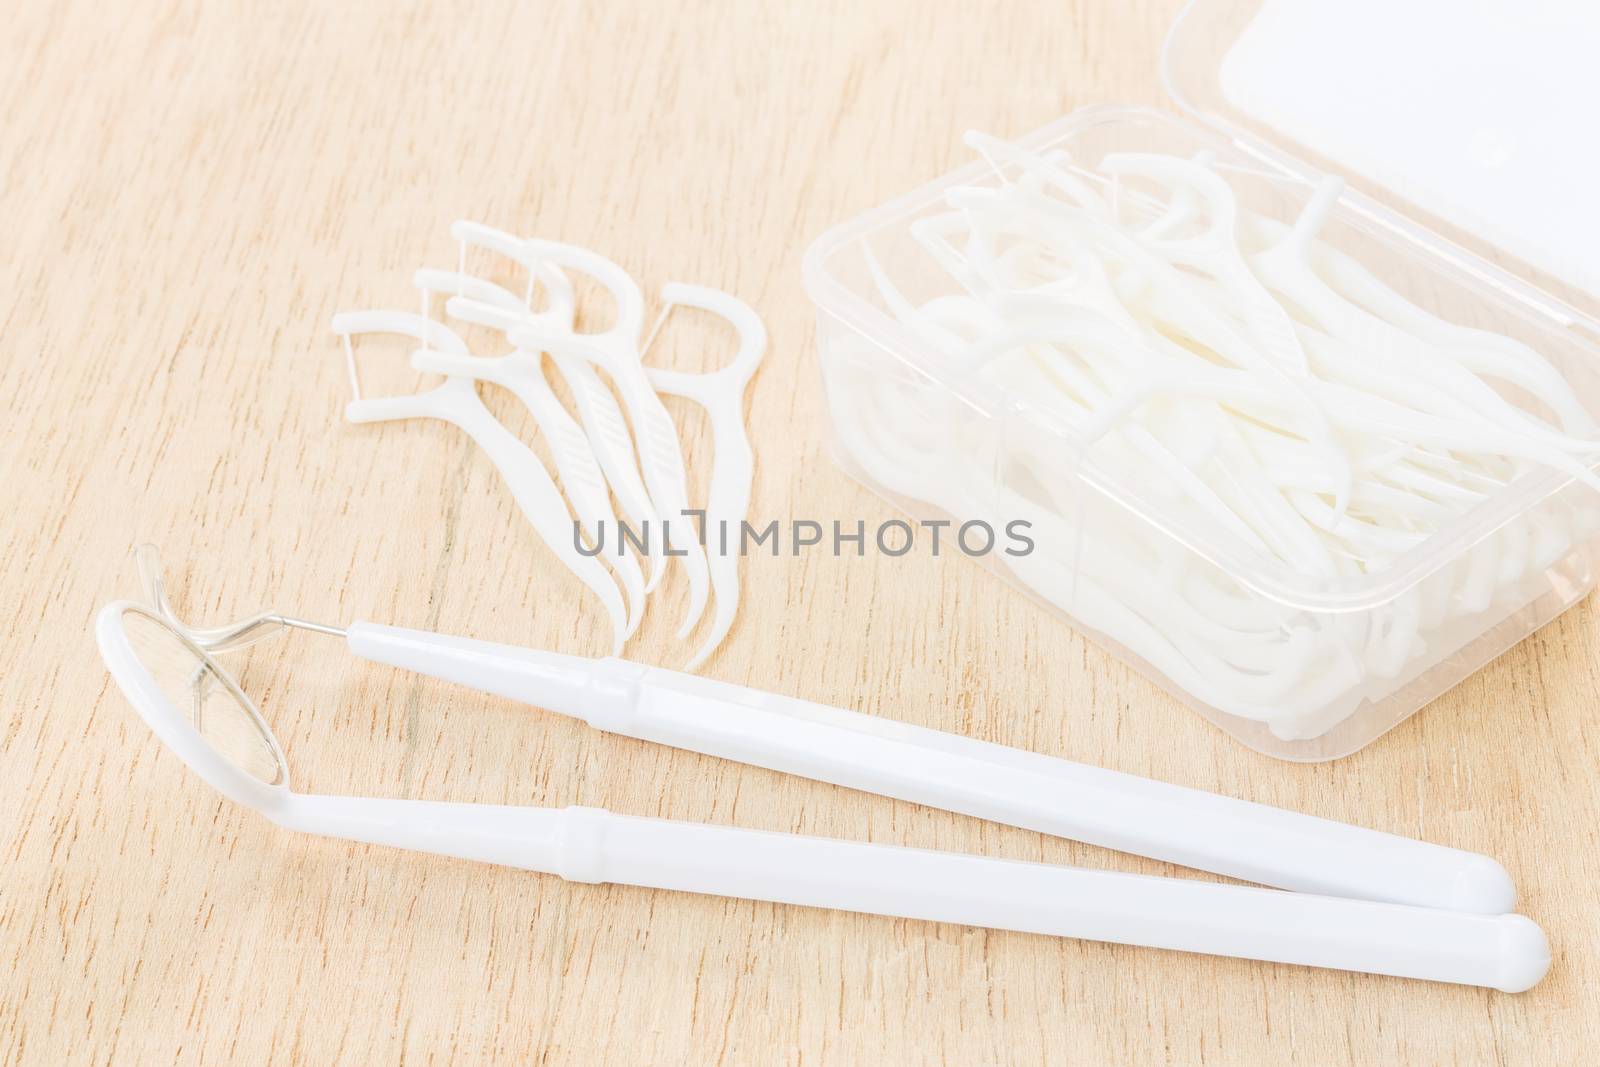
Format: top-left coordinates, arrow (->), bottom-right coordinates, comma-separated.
4,1 -> 1598,1062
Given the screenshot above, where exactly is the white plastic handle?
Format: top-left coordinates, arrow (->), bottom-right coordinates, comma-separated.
267,795 -> 1546,992
343,622 -> 1517,915
98,602 -> 1548,992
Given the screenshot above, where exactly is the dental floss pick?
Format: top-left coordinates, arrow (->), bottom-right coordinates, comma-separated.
508,239 -> 711,640
409,270 -> 647,639
837,132 -> 1600,736
332,311 -> 630,655
338,223 -> 777,670
639,284 -> 768,670
451,222 -> 672,594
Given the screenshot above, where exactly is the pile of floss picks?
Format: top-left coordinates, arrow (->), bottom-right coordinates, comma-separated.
334,222 -> 767,670
836,131 -> 1600,741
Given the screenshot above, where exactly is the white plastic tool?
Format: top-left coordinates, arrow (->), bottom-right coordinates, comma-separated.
507,240 -> 711,640
333,310 -> 629,654
411,269 -> 647,638
451,221 -> 670,592
96,582 -> 1549,992
641,284 -> 768,669
124,547 -> 1517,915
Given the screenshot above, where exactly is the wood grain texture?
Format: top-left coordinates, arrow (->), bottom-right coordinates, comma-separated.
2,1 -> 1597,1063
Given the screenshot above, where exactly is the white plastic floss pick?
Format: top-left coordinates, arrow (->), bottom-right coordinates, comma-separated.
450,222 -> 672,595
410,268 -> 647,638
333,310 -> 630,655
439,271 -> 768,669
507,240 -> 713,640
834,131 -> 1600,740
334,222 -> 768,670
641,284 -> 768,670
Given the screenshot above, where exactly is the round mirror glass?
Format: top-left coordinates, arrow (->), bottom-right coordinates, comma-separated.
119,608 -> 286,786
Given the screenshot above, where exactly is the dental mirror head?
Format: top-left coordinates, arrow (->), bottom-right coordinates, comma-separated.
97,602 -> 290,812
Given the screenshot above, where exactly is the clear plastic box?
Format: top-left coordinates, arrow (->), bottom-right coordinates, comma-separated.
802,0 -> 1600,759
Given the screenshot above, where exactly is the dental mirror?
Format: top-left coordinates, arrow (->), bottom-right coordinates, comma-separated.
93,561 -> 1546,990
103,604 -> 289,806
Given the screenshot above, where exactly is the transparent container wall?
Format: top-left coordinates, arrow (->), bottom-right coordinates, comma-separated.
806,105 -> 1600,759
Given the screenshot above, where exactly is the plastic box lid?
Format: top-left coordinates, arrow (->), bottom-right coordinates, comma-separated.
1165,0 -> 1600,338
